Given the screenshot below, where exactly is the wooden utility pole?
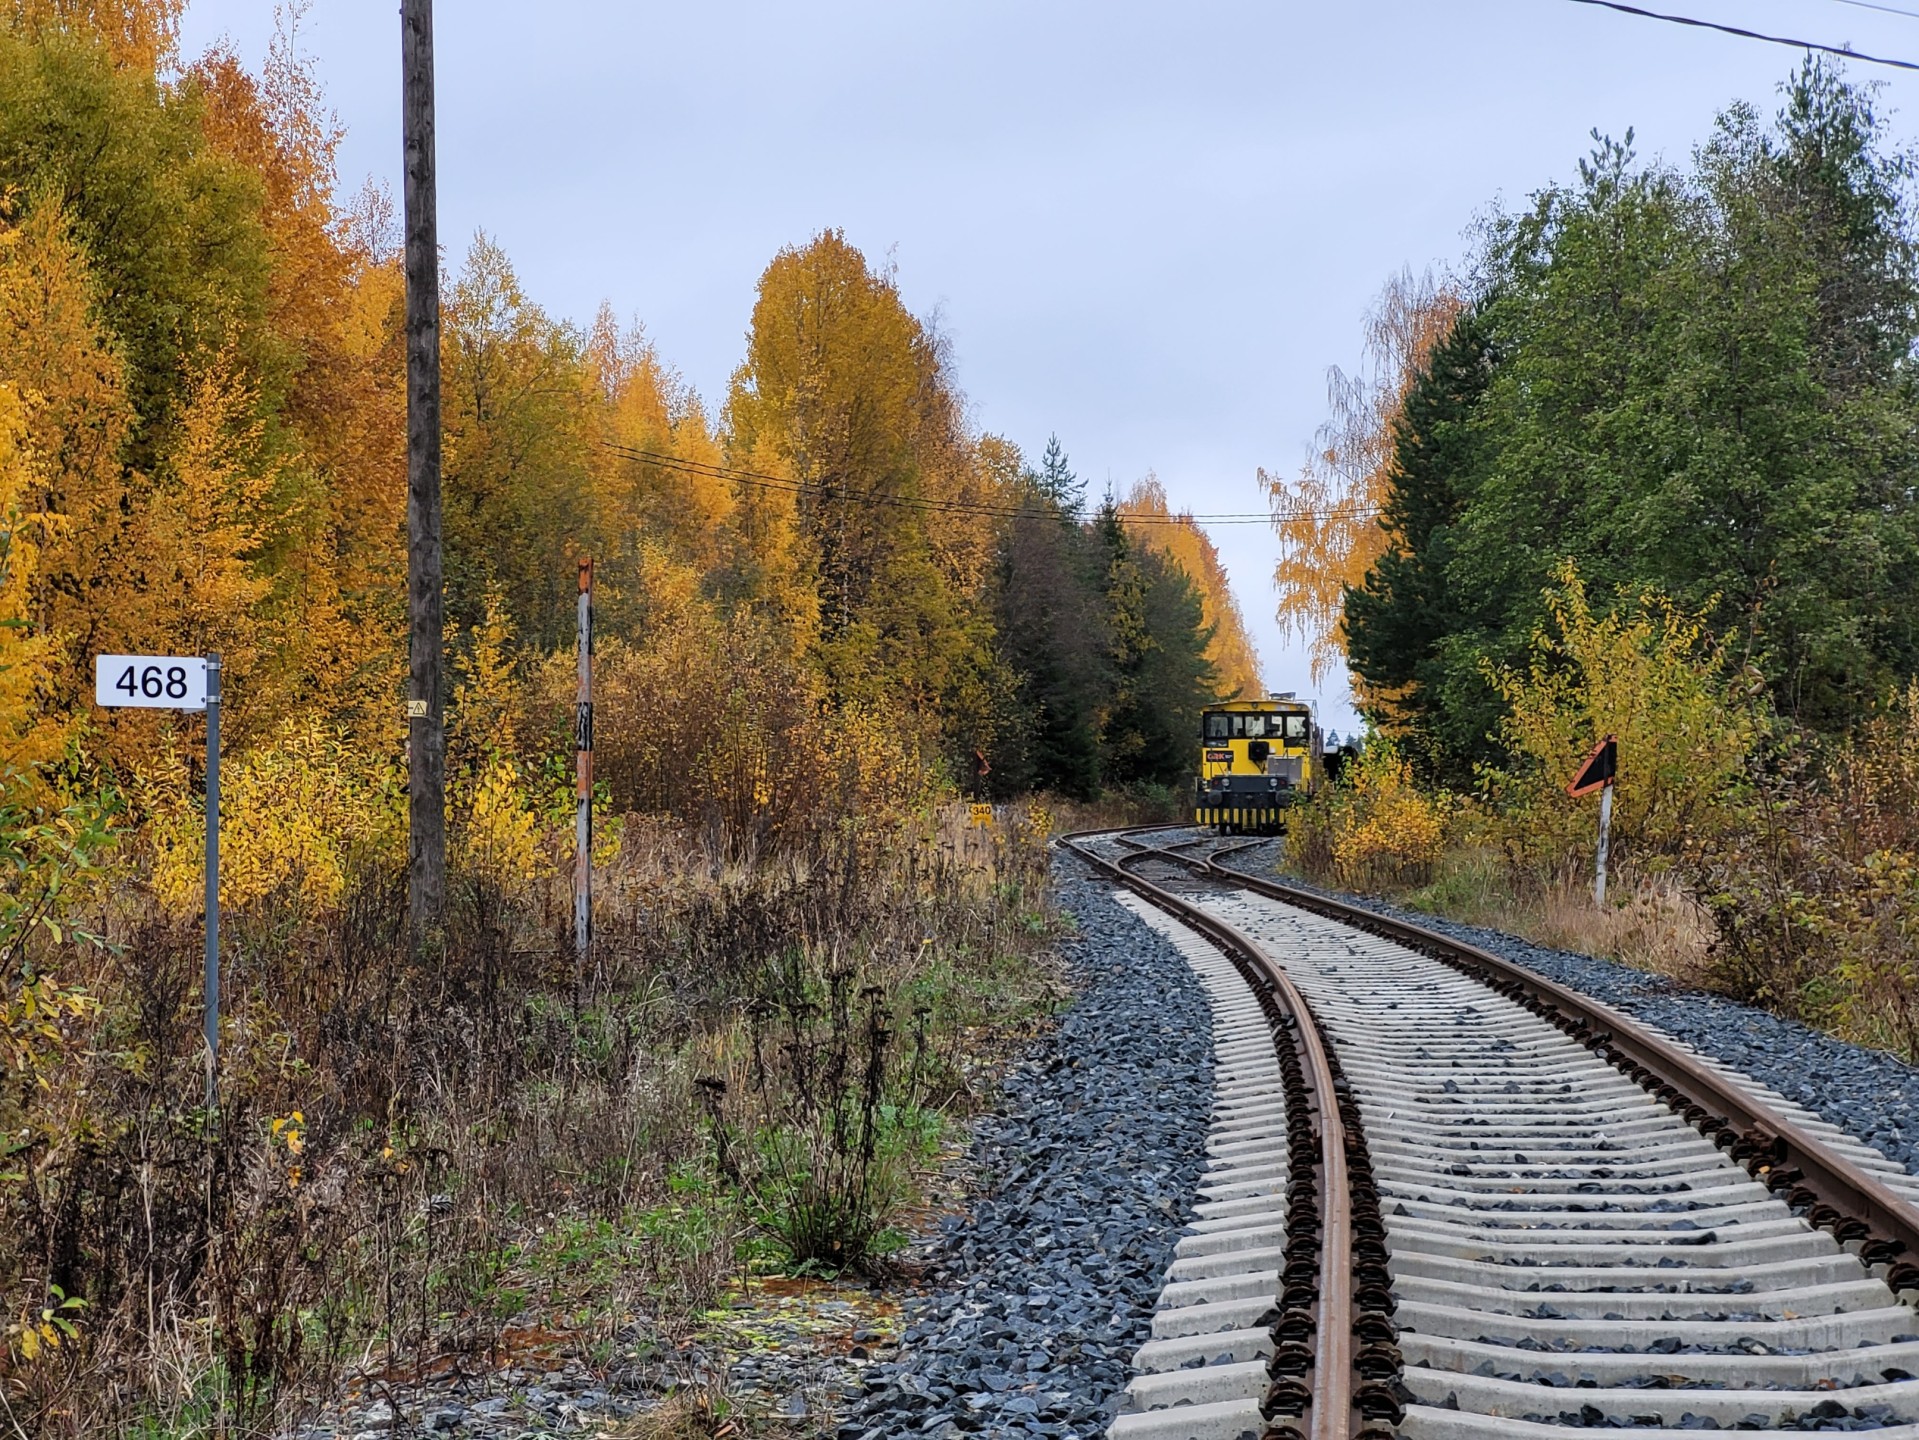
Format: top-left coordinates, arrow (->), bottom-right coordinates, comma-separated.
403,0 -> 446,937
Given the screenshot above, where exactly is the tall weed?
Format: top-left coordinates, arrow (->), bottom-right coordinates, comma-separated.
1,740 -> 1059,1433
1688,686 -> 1919,1052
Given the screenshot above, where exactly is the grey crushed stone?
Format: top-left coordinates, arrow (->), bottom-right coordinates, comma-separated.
834,850 -> 1216,1440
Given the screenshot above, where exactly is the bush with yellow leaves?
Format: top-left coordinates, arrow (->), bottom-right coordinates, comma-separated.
5,1284 -> 84,1363
1290,734 -> 1450,889
527,606 -> 940,860
454,750 -> 547,894
0,380 -> 71,781
1478,561 -> 1756,872
140,719 -> 404,914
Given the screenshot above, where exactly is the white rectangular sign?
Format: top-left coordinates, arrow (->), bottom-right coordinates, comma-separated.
94,655 -> 208,711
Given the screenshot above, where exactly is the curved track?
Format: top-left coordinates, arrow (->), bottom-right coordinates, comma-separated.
1061,827 -> 1919,1440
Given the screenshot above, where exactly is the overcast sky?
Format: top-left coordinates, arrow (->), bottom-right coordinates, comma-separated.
182,0 -> 1919,735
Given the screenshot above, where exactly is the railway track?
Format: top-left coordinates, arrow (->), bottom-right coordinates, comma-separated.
1062,827 -> 1919,1440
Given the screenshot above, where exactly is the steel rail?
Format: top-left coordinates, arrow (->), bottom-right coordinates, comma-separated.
1060,827 -> 1358,1440
1150,833 -> 1919,1292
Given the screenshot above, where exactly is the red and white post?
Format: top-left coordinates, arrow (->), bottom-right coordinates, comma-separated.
574,558 -> 594,968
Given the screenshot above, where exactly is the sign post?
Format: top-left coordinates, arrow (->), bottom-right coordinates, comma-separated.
95,654 -> 220,1109
1595,778 -> 1613,909
1566,735 -> 1618,909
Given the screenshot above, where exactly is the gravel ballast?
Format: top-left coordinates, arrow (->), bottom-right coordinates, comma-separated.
835,853 -> 1218,1440
1212,837 -> 1919,1178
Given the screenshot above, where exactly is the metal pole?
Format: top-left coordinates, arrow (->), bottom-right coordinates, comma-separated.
575,558 -> 594,968
1594,780 -> 1613,909
204,653 -> 221,1114
403,0 -> 446,939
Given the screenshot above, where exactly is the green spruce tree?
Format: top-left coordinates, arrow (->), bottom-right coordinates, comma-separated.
1342,306 -> 1501,787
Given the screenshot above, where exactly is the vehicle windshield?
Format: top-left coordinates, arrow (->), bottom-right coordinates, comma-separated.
1202,710 -> 1311,742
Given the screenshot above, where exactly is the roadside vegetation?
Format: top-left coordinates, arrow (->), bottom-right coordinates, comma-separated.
1276,60 -> 1919,1065
0,3 -> 1255,1433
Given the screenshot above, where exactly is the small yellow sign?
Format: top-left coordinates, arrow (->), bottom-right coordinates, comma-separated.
969,802 -> 994,828
406,699 -> 429,718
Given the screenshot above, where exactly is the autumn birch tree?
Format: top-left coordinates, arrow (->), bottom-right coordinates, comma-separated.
1262,268 -> 1460,686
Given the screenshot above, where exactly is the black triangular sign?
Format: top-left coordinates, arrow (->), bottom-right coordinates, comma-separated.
1567,736 -> 1617,798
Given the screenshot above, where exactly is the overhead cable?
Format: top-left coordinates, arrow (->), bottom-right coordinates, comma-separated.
599,440 -> 1380,526
1825,0 -> 1919,23
1561,0 -> 1919,69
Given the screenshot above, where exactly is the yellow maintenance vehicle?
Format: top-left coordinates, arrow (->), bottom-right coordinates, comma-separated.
1194,693 -> 1323,834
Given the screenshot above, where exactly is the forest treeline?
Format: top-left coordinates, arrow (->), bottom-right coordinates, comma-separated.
1279,62 -> 1919,788
1272,61 -> 1919,1060
0,4 -> 1266,1427
0,0 -> 1262,831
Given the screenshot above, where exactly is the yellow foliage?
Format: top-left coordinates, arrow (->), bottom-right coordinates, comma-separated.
1479,561 -> 1755,867
1291,735 -> 1448,888
1262,268 -> 1460,684
1,969 -> 94,1094
0,202 -> 135,725
1119,475 -> 1263,699
1693,682 -> 1919,1052
268,1109 -> 307,1189
723,229 -> 999,721
5,1283 -> 84,1364
533,606 -> 942,859
452,585 -> 519,757
0,381 -> 67,773
135,349 -> 277,672
590,304 -> 737,598
142,719 -> 403,913
3,0 -> 181,70
455,751 -> 545,891
191,29 -> 410,742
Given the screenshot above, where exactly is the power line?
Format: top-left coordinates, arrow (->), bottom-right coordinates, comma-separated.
608,441 -> 1360,524
1825,0 -> 1919,23
599,441 -> 1381,526
1560,0 -> 1919,69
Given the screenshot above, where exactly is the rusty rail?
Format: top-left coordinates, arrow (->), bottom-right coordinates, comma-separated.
1150,834 -> 1919,1292
1060,828 -> 1360,1440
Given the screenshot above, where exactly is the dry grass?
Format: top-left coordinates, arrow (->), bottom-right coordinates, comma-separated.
1345,845 -> 1715,983
605,1390 -> 806,1440
0,801 -> 1063,1436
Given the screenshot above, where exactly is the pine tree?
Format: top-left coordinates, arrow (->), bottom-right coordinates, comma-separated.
1097,504 -> 1218,788
994,474 -> 1108,797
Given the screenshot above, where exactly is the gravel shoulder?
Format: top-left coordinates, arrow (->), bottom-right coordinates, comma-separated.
834,851 -> 1216,1440
1212,836 -> 1919,1177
